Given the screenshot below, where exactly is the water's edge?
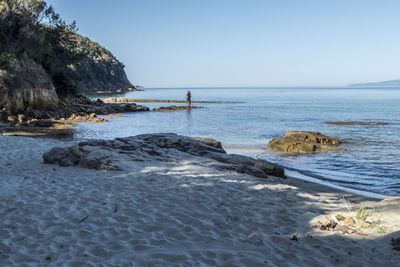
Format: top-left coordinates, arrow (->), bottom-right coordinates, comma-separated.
225,147 -> 385,199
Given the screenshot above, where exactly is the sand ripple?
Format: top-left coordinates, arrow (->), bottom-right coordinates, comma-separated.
1,136 -> 399,266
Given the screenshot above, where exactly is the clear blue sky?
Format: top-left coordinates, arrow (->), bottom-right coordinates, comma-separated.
47,0 -> 400,87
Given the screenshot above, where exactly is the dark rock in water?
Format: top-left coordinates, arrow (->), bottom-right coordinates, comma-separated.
152,105 -> 201,112
327,121 -> 389,126
61,94 -> 150,116
1,94 -> 149,124
43,133 -> 285,178
0,93 -> 150,136
268,131 -> 342,153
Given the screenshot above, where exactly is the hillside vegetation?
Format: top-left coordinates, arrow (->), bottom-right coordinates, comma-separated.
0,0 -> 132,113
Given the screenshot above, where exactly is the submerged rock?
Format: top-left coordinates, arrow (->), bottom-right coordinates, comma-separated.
268,131 -> 342,153
152,105 -> 201,112
43,133 -> 285,178
101,97 -> 241,104
327,121 -> 389,126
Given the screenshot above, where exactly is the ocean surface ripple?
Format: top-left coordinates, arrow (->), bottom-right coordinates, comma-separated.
81,87 -> 400,196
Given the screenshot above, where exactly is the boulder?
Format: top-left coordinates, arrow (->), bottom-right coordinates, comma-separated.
268,131 -> 342,153
43,133 -> 285,179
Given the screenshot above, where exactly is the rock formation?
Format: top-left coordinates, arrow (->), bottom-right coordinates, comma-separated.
0,94 -> 149,136
1,94 -> 149,123
43,133 -> 285,179
152,105 -> 201,112
268,131 -> 342,153
101,97 -> 241,104
0,53 -> 60,112
65,33 -> 134,94
0,0 -> 137,120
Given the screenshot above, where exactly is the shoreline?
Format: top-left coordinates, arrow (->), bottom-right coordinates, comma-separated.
1,118 -> 393,200
225,146 -> 386,200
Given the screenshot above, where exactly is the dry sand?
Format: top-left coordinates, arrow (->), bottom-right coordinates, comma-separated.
1,135 -> 399,266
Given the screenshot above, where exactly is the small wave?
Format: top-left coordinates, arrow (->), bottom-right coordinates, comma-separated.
285,169 -> 384,199
283,166 -> 374,186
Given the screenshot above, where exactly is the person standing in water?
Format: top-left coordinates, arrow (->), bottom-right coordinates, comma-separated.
186,90 -> 192,107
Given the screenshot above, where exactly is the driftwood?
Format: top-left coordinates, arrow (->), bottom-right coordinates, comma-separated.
316,215 -> 367,236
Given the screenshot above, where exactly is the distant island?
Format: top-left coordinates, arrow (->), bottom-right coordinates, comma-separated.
350,79 -> 400,86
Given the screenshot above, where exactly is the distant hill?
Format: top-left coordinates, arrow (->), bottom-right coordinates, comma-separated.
350,79 -> 400,86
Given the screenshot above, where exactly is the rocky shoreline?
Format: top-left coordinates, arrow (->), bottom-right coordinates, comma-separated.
101,97 -> 242,104
152,105 -> 202,112
0,94 -> 149,136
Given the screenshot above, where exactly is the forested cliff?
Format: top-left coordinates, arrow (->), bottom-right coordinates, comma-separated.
0,0 -> 133,113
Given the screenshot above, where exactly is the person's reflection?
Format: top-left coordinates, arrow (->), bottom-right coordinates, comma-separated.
186,108 -> 192,126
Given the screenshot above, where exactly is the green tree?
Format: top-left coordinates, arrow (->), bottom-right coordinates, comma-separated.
0,0 -> 80,96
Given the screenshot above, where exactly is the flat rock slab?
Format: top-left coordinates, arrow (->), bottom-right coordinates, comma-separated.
0,126 -> 74,137
1,113 -> 109,137
152,105 -> 202,112
43,133 -> 285,178
0,120 -> 75,137
101,97 -> 242,104
327,121 -> 389,126
268,131 -> 342,153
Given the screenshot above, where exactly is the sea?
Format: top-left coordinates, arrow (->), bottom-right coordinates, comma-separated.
80,87 -> 400,197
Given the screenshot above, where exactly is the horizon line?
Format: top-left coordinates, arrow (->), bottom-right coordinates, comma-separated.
135,84 -> 396,89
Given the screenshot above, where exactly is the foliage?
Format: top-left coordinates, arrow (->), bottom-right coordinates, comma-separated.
356,202 -> 374,222
0,0 -> 131,100
0,0 -> 80,96
355,202 -> 386,233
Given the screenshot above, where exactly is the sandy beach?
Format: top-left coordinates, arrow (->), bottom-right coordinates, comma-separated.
2,1 -> 400,266
0,135 -> 399,266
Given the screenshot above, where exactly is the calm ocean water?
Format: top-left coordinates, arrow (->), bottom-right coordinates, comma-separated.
80,87 -> 400,196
